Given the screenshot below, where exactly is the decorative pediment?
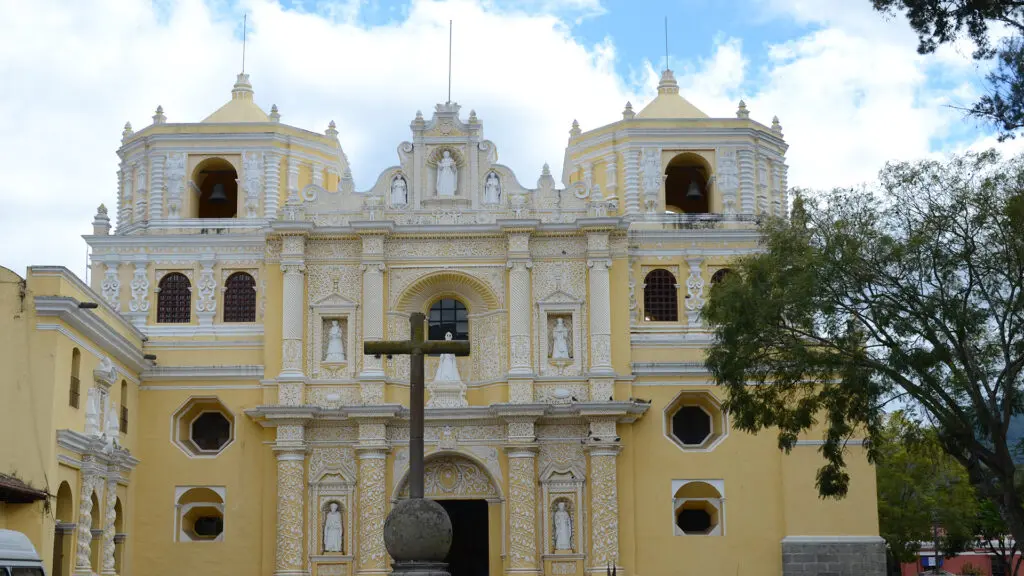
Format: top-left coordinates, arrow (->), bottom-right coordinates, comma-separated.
538,288 -> 583,306
540,461 -> 586,484
311,291 -> 358,311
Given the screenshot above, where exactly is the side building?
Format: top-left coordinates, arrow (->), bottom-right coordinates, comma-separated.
0,70 -> 884,576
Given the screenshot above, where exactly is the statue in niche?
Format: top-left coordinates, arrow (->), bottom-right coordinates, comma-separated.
432,332 -> 462,382
323,502 -> 343,553
436,150 -> 457,197
391,175 -> 407,206
551,317 -> 571,359
324,320 -> 346,363
102,394 -> 120,451
484,171 -> 501,204
85,389 -> 102,436
553,501 -> 572,551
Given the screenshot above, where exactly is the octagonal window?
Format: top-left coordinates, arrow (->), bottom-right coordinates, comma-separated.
664,391 -> 727,451
172,397 -> 235,457
191,412 -> 231,452
677,508 -> 711,533
672,406 -> 711,445
176,487 -> 225,542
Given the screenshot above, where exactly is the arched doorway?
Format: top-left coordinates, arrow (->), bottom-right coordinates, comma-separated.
395,453 -> 502,576
52,481 -> 74,576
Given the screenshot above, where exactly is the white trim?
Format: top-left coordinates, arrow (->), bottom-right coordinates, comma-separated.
632,362 -> 708,376
781,535 -> 884,544
28,266 -> 144,336
794,439 -> 867,446
35,323 -> 142,384
143,340 -> 263,350
142,365 -> 264,382
142,324 -> 264,337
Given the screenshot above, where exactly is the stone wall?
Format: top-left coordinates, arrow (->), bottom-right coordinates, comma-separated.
782,537 -> 886,576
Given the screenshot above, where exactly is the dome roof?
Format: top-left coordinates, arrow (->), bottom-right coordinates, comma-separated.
202,73 -> 269,123
636,70 -> 708,120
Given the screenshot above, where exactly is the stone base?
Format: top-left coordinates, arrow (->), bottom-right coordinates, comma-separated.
781,536 -> 886,576
389,561 -> 451,576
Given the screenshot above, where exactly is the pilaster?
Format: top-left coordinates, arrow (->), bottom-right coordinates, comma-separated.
603,153 -> 618,205
504,224 -> 535,402
279,233 -> 308,404
265,150 -> 282,219
586,420 -> 621,575
584,226 -> 614,400
126,259 -> 149,328
738,147 -> 755,215
196,255 -> 217,327
683,258 -> 705,327
275,423 -> 308,576
505,418 -> 540,575
623,149 -> 640,215
100,258 -> 121,312
117,165 -> 130,232
132,159 -> 147,224
148,154 -> 165,221
356,224 -> 391,403
356,419 -> 389,576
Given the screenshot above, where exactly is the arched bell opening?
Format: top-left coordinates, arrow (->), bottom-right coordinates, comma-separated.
192,158 -> 238,218
665,153 -> 712,214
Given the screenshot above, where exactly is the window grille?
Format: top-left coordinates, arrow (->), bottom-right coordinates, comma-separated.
644,269 -> 678,322
157,273 -> 192,323
223,272 -> 256,323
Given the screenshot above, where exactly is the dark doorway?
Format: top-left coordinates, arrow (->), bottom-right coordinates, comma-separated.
438,499 -> 489,576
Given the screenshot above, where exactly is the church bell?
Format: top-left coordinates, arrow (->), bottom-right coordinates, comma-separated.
208,183 -> 228,204
685,177 -> 703,200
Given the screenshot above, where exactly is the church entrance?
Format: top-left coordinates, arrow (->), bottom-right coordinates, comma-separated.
438,499 -> 489,576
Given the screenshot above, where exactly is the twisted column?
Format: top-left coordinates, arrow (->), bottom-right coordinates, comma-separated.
73,475 -> 96,576
101,477 -> 117,575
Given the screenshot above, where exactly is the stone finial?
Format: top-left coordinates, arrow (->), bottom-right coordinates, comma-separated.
736,100 -> 750,119
771,115 -> 783,133
326,120 -> 338,138
121,122 -> 133,143
542,162 -> 551,176
570,119 -> 581,138
622,101 -> 635,120
93,204 -> 111,236
657,69 -> 680,95
152,105 -> 166,125
537,162 -> 555,190
415,110 -> 424,121
269,104 -> 280,122
469,109 -> 478,123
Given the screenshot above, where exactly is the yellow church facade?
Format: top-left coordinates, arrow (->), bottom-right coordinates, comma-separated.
0,71 -> 884,576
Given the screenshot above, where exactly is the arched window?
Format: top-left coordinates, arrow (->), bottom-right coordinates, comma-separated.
644,269 -> 678,322
428,298 -> 468,341
192,158 -> 238,219
119,381 -> 128,433
710,268 -> 732,285
70,348 -> 81,408
223,272 -> 256,323
665,153 -> 711,214
157,273 -> 192,323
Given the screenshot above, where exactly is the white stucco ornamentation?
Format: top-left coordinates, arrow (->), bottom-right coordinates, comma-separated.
128,263 -> 149,315
588,448 -> 620,570
508,449 -> 539,569
101,263 -> 120,311
357,450 -> 387,573
243,151 -> 263,218
685,258 -> 706,327
275,453 -> 306,574
196,261 -> 217,325
717,148 -> 739,214
164,152 -> 186,217
74,476 -> 94,572
102,477 -> 117,574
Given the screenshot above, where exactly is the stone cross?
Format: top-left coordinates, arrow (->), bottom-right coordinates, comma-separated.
364,311 -> 470,499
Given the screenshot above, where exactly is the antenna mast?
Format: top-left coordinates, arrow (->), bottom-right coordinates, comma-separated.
448,20 -> 453,103
664,16 -> 669,71
242,14 -> 247,73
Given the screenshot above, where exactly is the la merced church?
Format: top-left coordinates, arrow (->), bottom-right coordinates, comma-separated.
0,69 -> 885,576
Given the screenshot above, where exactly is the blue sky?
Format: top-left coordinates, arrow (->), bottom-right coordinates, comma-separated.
0,0 -> 1016,276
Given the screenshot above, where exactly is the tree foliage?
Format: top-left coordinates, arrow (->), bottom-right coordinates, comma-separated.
703,150 -> 1024,544
876,412 -> 977,563
870,0 -> 1024,139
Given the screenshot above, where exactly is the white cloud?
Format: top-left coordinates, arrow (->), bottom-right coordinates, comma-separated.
0,0 -> 1013,280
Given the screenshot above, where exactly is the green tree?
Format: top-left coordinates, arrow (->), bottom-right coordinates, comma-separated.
870,0 -> 1024,139
702,150 -> 1024,543
876,411 -> 977,563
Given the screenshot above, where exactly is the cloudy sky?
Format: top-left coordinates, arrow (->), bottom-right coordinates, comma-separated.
0,0 -> 1018,278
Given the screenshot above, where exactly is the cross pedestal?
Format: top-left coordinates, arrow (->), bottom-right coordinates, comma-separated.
365,312 -> 470,576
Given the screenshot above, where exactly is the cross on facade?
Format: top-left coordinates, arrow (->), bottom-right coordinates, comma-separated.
364,311 -> 470,499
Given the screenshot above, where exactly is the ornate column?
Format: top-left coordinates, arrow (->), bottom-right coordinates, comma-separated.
279,233 -> 308,405
286,156 -> 301,205
356,225 -> 391,404
586,419 -> 621,574
265,151 -> 282,219
196,256 -> 217,327
684,258 -> 705,327
738,147 -> 756,215
148,154 -> 164,221
101,476 -> 117,575
585,228 -> 614,401
622,149 -> 640,215
74,463 -> 99,576
274,424 -> 307,576
100,258 -> 121,312
641,148 -> 661,214
133,160 -> 147,224
505,226 -> 534,402
506,418 -> 540,574
355,419 -> 389,575
126,259 -> 149,328
116,164 -> 130,231
603,153 -> 618,209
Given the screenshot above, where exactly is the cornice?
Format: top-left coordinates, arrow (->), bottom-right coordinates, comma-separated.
56,429 -> 140,470
141,365 -> 264,382
84,233 -> 267,250
34,296 -> 147,373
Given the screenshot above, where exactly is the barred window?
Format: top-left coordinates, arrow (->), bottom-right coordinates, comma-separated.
711,268 -> 732,285
223,272 -> 256,323
157,273 -> 192,323
428,298 -> 468,341
644,269 -> 678,322
70,348 -> 81,408
120,380 -> 128,433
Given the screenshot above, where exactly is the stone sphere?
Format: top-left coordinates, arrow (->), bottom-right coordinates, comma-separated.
383,498 -> 452,562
